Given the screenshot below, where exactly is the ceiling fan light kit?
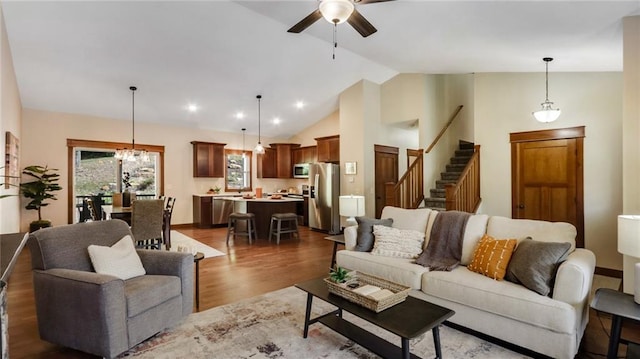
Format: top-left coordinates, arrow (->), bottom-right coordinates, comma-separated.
533,57 -> 561,123
319,0 -> 354,24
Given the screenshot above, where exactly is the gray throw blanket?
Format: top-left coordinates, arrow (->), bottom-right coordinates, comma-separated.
415,210 -> 472,271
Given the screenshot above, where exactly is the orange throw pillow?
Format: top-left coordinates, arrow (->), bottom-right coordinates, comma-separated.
467,234 -> 517,280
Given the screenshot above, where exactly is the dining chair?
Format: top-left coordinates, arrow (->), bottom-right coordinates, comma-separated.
162,197 -> 176,250
85,198 -> 100,221
131,199 -> 164,249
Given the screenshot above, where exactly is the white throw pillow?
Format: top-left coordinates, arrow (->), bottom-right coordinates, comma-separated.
87,235 -> 146,280
371,225 -> 425,259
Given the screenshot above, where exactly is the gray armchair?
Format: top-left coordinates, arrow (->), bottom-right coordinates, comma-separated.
27,220 -> 194,358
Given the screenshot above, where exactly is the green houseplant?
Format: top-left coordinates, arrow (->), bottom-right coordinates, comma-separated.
20,165 -> 62,232
329,266 -> 351,284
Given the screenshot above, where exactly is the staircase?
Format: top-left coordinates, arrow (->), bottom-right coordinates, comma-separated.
423,141 -> 475,210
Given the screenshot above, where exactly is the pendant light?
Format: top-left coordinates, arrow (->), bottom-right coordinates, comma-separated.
533,57 -> 561,123
115,86 -> 149,161
254,95 -> 265,154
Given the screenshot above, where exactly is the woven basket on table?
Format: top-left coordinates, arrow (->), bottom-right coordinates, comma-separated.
324,271 -> 410,313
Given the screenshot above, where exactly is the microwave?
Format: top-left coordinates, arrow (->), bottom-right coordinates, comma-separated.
293,163 -> 310,178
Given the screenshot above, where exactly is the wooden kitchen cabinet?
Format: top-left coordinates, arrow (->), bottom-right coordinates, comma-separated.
257,147 -> 277,178
192,195 -> 213,228
191,141 -> 226,177
259,143 -> 300,178
315,135 -> 339,163
292,145 -> 317,164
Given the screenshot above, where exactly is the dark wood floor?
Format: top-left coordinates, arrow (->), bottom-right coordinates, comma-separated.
4,225 -> 634,358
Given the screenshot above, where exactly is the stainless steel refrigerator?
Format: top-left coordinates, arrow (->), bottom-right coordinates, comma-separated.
309,163 -> 340,234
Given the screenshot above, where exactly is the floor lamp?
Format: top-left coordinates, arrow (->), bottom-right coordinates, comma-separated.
618,215 -> 640,304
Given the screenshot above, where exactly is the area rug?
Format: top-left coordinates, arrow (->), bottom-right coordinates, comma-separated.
168,230 -> 225,258
119,286 -> 529,358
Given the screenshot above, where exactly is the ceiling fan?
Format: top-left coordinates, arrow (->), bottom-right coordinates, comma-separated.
287,0 -> 394,38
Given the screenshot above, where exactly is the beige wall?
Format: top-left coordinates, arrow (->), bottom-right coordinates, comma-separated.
288,110 -> 339,146
19,109 -> 291,231
0,6 -> 22,234
622,16 -> 640,293
474,72 -> 623,270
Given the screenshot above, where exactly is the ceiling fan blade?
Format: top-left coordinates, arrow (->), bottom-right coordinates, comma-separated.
355,0 -> 395,4
287,9 -> 322,33
347,9 -> 377,37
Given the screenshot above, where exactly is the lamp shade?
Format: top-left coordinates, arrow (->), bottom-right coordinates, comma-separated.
339,195 -> 365,218
319,0 -> 354,24
619,215 -> 640,257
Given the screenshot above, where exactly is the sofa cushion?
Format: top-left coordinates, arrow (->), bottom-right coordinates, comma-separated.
355,217 -> 393,252
486,216 -> 577,250
381,206 -> 432,233
125,274 -> 181,317
505,239 -> 572,296
87,235 -> 146,280
371,225 -> 425,259
422,267 -> 576,334
336,250 -> 428,289
467,234 -> 517,280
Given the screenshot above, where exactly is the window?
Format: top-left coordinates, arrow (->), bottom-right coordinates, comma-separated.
67,139 -> 165,224
225,149 -> 252,192
72,148 -> 160,222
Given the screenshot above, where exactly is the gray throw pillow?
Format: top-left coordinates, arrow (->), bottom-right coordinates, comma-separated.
505,239 -> 572,296
354,217 -> 393,252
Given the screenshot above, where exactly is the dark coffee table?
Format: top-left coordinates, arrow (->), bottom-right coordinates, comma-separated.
295,277 -> 454,359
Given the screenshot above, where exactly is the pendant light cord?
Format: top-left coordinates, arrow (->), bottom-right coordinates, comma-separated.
130,86 -> 137,150
542,57 -> 553,102
257,95 -> 262,143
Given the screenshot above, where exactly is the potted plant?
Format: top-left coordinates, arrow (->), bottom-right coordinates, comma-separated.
329,266 -> 351,284
20,165 -> 62,232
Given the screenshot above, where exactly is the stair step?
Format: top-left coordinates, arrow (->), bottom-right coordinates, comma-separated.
459,141 -> 475,150
436,179 -> 457,189
424,197 -> 445,207
446,164 -> 467,173
430,189 -> 446,198
441,172 -> 460,180
455,149 -> 474,157
450,156 -> 471,165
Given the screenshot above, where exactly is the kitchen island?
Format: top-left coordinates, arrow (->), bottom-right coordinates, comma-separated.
226,197 -> 303,240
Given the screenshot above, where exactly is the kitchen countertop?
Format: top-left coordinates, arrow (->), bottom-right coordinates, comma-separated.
193,193 -> 243,197
222,196 -> 303,203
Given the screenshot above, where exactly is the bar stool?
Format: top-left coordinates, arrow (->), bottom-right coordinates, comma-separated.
268,212 -> 299,244
226,212 -> 257,244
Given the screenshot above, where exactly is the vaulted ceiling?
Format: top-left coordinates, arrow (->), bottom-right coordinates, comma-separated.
2,1 -> 639,138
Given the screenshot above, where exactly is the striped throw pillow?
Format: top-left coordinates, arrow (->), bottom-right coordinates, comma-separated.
467,234 -> 517,280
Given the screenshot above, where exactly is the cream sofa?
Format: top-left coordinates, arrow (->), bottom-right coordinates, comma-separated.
336,206 -> 596,359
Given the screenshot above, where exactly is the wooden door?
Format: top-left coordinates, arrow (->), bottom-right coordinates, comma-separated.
374,145 -> 399,218
510,126 -> 584,247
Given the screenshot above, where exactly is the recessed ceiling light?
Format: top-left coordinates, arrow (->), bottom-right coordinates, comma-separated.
273,117 -> 281,125
295,101 -> 305,109
187,104 -> 198,113
236,112 -> 245,119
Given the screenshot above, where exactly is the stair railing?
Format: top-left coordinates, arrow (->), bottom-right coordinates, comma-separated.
445,145 -> 481,212
385,152 -> 423,209
425,105 -> 464,154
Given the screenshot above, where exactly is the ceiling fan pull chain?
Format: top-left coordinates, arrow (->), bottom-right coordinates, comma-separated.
333,23 -> 337,60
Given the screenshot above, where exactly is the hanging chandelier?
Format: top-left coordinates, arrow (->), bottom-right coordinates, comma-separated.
114,86 -> 149,162
533,57 -> 561,123
254,95 -> 265,155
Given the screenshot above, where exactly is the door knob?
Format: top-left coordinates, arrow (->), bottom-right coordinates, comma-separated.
518,204 -> 525,209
